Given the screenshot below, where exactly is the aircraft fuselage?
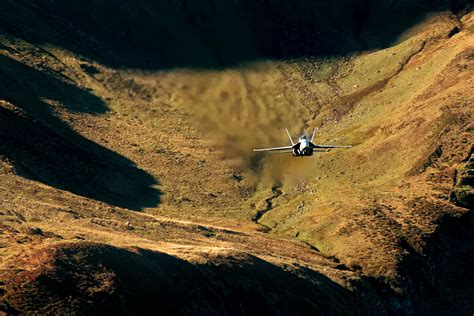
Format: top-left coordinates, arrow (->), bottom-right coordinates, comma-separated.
292,137 -> 313,156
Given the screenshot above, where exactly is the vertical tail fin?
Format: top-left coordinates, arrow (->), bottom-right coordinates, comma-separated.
310,127 -> 317,142
285,128 -> 294,145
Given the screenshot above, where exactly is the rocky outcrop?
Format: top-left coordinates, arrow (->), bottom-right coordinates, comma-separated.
452,147 -> 474,209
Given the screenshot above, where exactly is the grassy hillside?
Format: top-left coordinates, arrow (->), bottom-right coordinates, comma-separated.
0,1 -> 473,314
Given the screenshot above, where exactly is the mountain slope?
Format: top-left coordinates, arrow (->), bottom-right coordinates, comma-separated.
0,2 -> 473,314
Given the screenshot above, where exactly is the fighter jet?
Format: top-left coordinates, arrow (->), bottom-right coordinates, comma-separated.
253,128 -> 352,157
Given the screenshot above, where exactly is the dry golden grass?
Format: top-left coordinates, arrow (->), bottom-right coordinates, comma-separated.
0,8 -> 473,314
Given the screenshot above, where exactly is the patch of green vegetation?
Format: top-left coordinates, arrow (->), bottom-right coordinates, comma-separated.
454,158 -> 473,208
454,185 -> 474,208
337,39 -> 424,95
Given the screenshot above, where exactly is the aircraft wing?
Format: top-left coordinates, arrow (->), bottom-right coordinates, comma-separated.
312,144 -> 352,149
253,145 -> 293,152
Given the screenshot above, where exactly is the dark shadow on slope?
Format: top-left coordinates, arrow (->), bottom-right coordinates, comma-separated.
0,55 -> 160,210
0,0 -> 469,70
368,209 -> 474,315
411,211 -> 474,315
2,242 -> 385,315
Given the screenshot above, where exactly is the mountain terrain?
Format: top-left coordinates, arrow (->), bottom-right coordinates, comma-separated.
0,1 -> 473,314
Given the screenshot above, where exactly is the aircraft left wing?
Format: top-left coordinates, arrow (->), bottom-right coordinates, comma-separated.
311,144 -> 352,149
253,145 -> 293,152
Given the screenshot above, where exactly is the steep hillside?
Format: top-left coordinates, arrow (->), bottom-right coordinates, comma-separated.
1,1 -> 473,314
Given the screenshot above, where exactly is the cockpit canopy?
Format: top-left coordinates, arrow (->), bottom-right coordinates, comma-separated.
299,135 -> 308,141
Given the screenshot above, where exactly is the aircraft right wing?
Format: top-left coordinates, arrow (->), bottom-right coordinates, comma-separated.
253,145 -> 293,152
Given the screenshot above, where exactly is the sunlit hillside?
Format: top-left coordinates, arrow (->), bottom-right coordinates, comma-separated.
1,1 -> 473,314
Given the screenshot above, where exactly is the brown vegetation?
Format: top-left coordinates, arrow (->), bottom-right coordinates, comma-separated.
0,1 -> 473,314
